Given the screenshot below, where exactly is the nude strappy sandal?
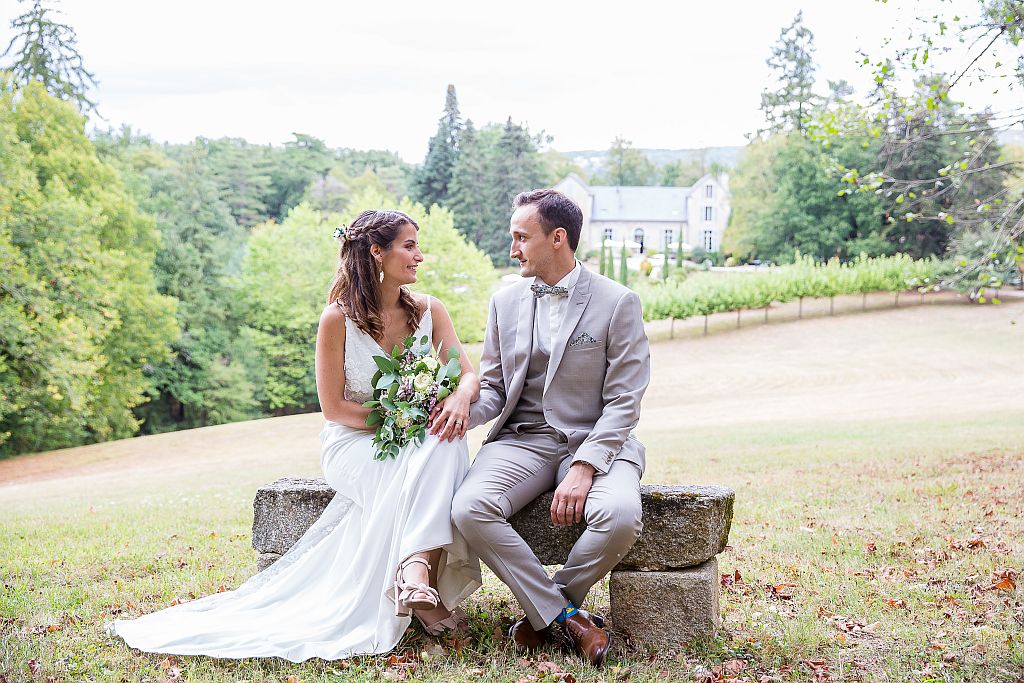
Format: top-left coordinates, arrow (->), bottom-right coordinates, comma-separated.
414,605 -> 468,636
394,556 -> 439,616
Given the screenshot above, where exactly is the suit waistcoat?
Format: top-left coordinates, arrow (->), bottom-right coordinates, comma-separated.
505,306 -> 552,432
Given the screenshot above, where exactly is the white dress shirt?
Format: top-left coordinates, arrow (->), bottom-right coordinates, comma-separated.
533,261 -> 582,354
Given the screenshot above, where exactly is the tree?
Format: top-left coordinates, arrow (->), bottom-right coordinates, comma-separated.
660,158 -> 703,187
265,133 -> 334,221
411,84 -> 461,208
1,0 -> 98,114
842,1 -> 1024,293
448,118 -> 547,265
594,136 -> 657,185
95,133 -> 261,432
0,79 -> 176,455
203,137 -> 273,228
619,244 -> 629,285
760,11 -> 818,137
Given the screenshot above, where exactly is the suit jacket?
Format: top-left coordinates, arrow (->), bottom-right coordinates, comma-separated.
469,266 -> 651,474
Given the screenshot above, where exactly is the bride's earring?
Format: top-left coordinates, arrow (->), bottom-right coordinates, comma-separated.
378,261 -> 385,283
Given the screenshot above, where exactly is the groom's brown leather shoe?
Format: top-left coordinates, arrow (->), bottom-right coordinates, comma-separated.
561,611 -> 610,667
509,616 -> 550,651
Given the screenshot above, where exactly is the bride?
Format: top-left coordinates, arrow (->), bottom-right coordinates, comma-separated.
110,209 -> 482,662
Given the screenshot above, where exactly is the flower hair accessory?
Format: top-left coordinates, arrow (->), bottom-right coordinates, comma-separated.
332,225 -> 348,242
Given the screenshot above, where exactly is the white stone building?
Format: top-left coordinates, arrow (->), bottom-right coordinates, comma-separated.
554,173 -> 731,255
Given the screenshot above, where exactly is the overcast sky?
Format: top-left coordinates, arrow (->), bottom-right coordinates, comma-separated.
0,0 -> 1014,162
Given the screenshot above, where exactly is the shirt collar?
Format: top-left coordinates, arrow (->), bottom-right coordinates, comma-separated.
534,261 -> 582,291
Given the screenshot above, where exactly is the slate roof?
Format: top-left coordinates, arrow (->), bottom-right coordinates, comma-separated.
589,185 -> 690,222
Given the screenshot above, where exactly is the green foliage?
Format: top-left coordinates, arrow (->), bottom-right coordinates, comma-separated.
637,254 -> 950,322
1,0 -> 98,114
264,133 -> 333,221
592,136 -> 657,185
618,244 -> 629,285
236,204 -> 334,412
202,137 -> 273,228
448,119 -> 547,265
94,131 -> 261,433
411,84 -> 461,208
0,79 -> 177,456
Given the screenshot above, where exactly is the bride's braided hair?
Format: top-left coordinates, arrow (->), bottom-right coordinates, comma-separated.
327,209 -> 422,341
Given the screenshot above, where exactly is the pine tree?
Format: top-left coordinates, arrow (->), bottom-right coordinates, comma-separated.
448,120 -> 495,256
619,244 -> 629,285
1,0 -> 98,114
412,84 -> 461,207
598,239 -> 607,277
760,11 -> 818,137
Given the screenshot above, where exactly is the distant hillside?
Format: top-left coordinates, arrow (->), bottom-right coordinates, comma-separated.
561,146 -> 745,177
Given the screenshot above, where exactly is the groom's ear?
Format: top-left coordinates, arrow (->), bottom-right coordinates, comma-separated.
551,227 -> 567,248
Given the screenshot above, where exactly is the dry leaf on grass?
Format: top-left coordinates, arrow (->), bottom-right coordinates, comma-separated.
767,583 -> 797,599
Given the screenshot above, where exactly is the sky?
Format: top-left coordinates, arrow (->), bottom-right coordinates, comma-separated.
0,0 -> 1016,162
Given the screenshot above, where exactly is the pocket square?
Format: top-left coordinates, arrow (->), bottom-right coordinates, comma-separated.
568,332 -> 599,347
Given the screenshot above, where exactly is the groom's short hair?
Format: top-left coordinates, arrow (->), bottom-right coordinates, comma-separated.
513,189 -> 583,251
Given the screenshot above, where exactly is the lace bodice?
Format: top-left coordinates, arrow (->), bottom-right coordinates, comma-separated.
343,298 -> 433,404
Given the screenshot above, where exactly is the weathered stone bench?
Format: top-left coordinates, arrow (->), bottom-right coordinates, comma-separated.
252,477 -> 734,648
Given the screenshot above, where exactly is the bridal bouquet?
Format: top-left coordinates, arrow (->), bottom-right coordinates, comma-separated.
364,335 -> 462,461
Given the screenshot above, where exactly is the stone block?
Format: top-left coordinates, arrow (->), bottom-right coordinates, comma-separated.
252,479 -> 733,572
251,477 -> 345,557
609,558 -> 721,649
509,485 -> 734,570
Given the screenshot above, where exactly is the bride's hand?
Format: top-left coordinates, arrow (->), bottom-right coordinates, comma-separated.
428,387 -> 471,442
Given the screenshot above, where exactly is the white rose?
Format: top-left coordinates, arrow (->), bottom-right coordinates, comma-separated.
423,356 -> 440,372
395,413 -> 411,429
413,372 -> 433,392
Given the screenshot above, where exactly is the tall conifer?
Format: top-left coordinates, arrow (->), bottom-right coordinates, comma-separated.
412,84 -> 461,207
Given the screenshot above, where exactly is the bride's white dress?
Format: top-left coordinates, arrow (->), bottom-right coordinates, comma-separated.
110,300 -> 482,662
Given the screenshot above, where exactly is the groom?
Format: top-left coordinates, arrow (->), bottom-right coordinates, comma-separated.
453,189 -> 650,667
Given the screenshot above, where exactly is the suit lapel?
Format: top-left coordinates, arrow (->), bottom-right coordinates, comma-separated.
508,284 -> 535,398
545,268 -> 593,393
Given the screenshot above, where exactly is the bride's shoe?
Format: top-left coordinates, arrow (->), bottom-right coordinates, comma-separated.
394,556 -> 439,617
414,605 -> 467,636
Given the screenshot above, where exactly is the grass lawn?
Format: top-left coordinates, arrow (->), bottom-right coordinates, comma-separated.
2,298 -> 1023,682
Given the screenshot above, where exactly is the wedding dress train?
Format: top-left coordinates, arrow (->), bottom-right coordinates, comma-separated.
110,300 -> 481,661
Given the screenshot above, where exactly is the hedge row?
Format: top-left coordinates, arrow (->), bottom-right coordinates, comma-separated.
637,255 -> 952,322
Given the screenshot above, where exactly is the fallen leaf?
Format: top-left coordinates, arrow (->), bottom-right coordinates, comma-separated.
988,577 -> 1016,591
884,598 -> 907,609
159,656 -> 178,670
768,583 -> 797,599
286,676 -> 300,683
44,624 -> 60,633
866,541 -> 876,553
27,660 -> 40,676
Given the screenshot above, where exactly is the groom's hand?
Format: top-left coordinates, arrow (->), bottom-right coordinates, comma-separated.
551,462 -> 595,526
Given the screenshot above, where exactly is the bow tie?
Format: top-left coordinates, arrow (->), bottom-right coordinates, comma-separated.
531,283 -> 569,298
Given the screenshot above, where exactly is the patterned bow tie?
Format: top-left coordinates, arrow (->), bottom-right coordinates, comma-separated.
531,283 -> 569,298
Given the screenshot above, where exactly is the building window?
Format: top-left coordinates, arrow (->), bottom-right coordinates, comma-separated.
663,228 -> 674,251
603,227 -> 614,242
633,228 -> 645,254
704,206 -> 713,221
705,184 -> 713,198
703,230 -> 714,251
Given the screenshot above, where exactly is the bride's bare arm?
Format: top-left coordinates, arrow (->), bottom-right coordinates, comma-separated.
427,297 -> 479,441
315,305 -> 374,430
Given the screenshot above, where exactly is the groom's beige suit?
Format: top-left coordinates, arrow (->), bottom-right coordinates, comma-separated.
452,263 -> 650,630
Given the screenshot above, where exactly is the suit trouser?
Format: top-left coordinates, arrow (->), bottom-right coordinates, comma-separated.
452,432 -> 643,631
